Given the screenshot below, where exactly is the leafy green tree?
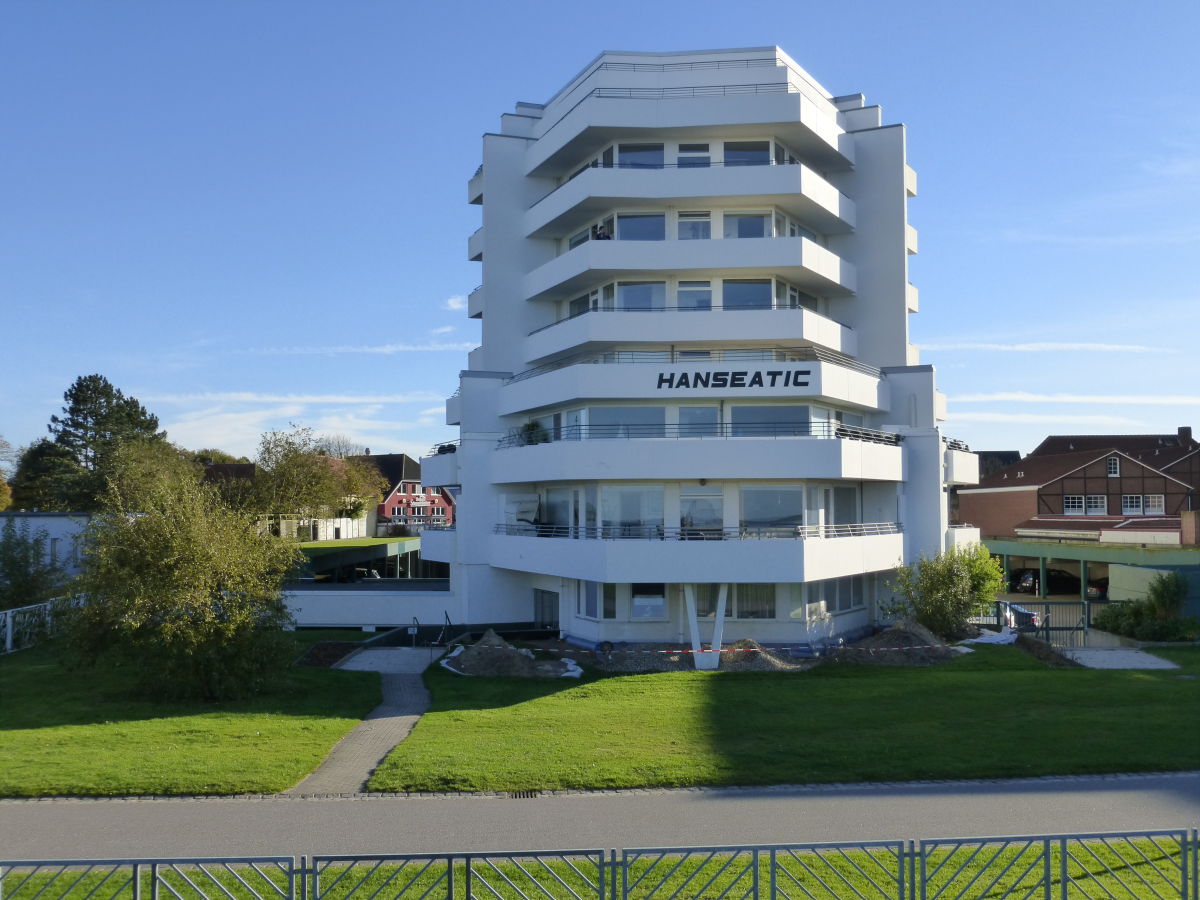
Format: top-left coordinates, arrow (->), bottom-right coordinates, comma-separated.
8,440 -> 86,511
47,375 -> 164,508
0,478 -> 10,512
66,450 -> 303,700
0,517 -> 68,610
886,543 -> 1005,639
189,447 -> 250,465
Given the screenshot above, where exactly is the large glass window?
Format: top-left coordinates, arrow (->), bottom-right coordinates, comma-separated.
724,140 -> 771,166
723,213 -> 771,239
692,583 -> 720,617
677,211 -> 711,240
1121,494 -> 1142,515
618,143 -> 664,168
722,279 -> 772,309
587,406 -> 666,438
678,143 -> 711,168
680,485 -> 724,537
740,486 -> 805,535
617,214 -> 666,241
543,488 -> 572,533
617,281 -> 666,310
735,584 -> 775,618
731,405 -> 810,437
677,280 -> 712,310
631,583 -> 667,619
601,487 -> 664,538
1085,495 -> 1108,515
1145,495 -> 1165,515
679,406 -> 719,436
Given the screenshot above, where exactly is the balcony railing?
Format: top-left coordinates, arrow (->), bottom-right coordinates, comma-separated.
506,344 -> 880,384
945,437 -> 971,451
493,522 -> 901,540
424,440 -> 460,456
527,303 -> 837,336
496,421 -> 900,449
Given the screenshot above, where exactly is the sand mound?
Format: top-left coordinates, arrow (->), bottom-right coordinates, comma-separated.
830,620 -> 958,666
719,639 -> 814,672
444,629 -> 578,678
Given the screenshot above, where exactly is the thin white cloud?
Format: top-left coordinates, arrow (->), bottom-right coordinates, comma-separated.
419,406 -> 445,416
952,392 -> 1200,405
947,412 -> 1145,426
144,391 -> 444,405
443,295 -> 467,311
924,342 -> 1167,353
256,342 -> 475,356
429,325 -> 456,335
997,228 -> 1200,247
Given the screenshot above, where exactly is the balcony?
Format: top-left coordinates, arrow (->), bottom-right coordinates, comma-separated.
489,523 -> 903,583
420,444 -> 460,487
445,392 -> 462,426
523,236 -> 854,302
490,423 -> 902,483
946,524 -> 981,550
525,305 -> 855,362
467,284 -> 484,319
944,440 -> 979,485
905,223 -> 918,255
467,227 -> 484,262
468,166 -> 483,205
419,526 -> 456,563
498,347 -> 887,417
905,283 -> 919,313
525,162 -> 855,239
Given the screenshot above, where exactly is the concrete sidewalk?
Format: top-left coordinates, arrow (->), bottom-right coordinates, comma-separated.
283,648 -> 437,795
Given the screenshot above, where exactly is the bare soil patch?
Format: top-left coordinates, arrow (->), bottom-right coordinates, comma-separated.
829,621 -> 959,666
445,629 -> 576,678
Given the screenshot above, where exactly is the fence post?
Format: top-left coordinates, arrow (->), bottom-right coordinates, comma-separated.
445,855 -> 453,900
751,848 -> 759,899
132,863 -> 141,900
1044,838 -> 1053,900
4,611 -> 11,653
770,849 -> 777,900
150,863 -> 159,900
464,856 -> 471,900
298,855 -> 306,900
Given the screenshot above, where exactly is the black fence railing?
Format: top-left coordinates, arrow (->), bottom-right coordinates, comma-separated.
493,522 -> 902,541
496,421 -> 900,449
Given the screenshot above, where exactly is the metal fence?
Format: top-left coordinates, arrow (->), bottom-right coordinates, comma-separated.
4,831 -> 1197,900
0,600 -> 54,654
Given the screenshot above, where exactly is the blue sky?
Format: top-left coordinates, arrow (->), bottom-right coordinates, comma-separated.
2,0 -> 1197,461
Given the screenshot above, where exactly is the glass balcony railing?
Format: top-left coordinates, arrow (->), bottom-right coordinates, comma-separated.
496,421 -> 900,449
493,522 -> 901,540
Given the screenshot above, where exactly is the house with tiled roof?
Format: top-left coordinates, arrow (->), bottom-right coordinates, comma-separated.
356,453 -> 455,535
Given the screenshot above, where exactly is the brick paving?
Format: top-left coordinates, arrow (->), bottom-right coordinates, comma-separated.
283,649 -> 434,795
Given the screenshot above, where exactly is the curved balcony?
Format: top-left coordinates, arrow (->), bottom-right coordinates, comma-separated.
419,525 -> 456,563
522,236 -> 854,302
497,347 -> 887,417
489,423 -> 903,484
525,162 -> 855,239
488,523 -> 903,583
419,446 -> 459,487
524,305 -> 854,362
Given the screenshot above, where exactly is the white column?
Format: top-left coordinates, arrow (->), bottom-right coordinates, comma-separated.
694,584 -> 728,671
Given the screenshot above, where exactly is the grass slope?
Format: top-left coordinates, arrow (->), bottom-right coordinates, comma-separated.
369,645 -> 1200,793
0,631 -> 379,797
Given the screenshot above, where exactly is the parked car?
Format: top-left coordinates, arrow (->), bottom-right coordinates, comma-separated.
1007,568 -> 1037,592
1087,578 -> 1109,601
1015,568 -> 1081,595
998,600 -> 1043,630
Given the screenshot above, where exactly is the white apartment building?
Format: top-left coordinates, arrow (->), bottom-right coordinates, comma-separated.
421,47 -> 979,662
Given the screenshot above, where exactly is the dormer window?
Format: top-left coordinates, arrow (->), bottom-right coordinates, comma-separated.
1107,458 -> 1120,477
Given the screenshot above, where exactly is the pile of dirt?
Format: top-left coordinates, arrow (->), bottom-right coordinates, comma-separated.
295,641 -> 361,668
719,639 -> 816,672
586,643 -> 695,673
444,629 -> 577,678
830,621 -> 958,666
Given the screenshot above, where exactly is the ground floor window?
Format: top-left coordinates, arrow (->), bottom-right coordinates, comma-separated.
577,581 -> 617,620
631,583 -> 666,619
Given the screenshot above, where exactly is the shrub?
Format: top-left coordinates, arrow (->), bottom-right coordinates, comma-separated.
886,543 -> 1005,639
1093,571 -> 1199,642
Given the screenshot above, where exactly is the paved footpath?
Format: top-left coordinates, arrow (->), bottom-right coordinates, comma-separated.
3,773 -> 1200,859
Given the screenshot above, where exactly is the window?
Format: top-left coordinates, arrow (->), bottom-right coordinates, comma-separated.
677,211 -> 711,240
724,140 -> 770,166
616,213 -> 665,241
734,584 -> 775,619
680,485 -> 723,536
723,213 -> 771,239
773,142 -> 797,165
587,406 -> 666,438
722,279 -> 772,309
1063,495 -> 1084,515
617,281 -> 666,310
631,583 -> 666,619
679,406 -> 719,437
601,486 -> 664,538
776,281 -> 821,311
578,582 -> 616,619
677,280 -> 712,310
740,486 -> 805,535
1121,495 -> 1143,515
677,143 -> 710,168
1085,495 -> 1108,515
603,584 -> 617,619
568,229 -> 590,250
1107,457 -> 1120,477
568,291 -> 596,317
731,405 -> 810,437
1144,495 -> 1165,515
819,575 -> 866,614
618,143 -> 664,168
693,583 -> 720,617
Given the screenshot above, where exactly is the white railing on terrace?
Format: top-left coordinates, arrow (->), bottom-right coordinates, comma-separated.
506,345 -> 879,384
527,304 -> 841,336
497,421 -> 900,449
493,522 -> 901,541
1,599 -> 56,654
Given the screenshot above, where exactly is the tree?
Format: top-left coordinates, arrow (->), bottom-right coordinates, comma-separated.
7,439 -> 87,511
65,454 -> 303,700
189,447 -> 250,465
0,517 -> 68,610
47,375 -> 164,508
0,434 -> 16,476
0,478 -> 10,512
886,543 -> 1005,639
314,433 -> 368,459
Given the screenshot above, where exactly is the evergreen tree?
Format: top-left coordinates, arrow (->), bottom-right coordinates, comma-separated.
8,440 -> 86,511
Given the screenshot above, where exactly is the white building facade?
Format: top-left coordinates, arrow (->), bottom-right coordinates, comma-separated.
421,47 -> 979,659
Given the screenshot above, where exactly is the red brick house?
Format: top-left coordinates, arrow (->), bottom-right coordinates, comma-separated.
358,453 -> 455,533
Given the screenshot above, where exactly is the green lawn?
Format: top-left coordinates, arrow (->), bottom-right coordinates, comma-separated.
368,645 -> 1200,792
0,632 -> 380,797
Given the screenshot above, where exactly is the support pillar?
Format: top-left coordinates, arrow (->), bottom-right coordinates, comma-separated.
1038,557 -> 1048,599
1079,559 -> 1089,603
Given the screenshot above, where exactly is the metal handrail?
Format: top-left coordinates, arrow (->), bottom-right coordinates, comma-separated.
493,522 -> 902,540
527,303 -> 837,336
496,421 -> 901,449
424,440 -> 460,457
945,437 -> 971,451
506,345 -> 881,384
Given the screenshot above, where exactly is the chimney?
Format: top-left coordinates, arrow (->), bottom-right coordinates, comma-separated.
1178,427 -> 1193,446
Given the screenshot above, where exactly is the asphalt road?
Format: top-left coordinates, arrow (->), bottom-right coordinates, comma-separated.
3,773 -> 1200,859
